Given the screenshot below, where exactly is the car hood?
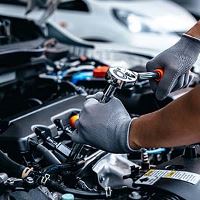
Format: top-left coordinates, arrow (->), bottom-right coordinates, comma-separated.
88,0 -> 196,32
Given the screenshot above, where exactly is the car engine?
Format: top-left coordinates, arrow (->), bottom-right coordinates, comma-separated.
0,15 -> 200,200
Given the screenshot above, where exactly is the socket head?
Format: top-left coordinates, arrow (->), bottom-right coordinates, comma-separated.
107,67 -> 138,88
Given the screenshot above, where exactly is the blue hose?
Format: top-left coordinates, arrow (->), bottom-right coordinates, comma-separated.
146,148 -> 166,154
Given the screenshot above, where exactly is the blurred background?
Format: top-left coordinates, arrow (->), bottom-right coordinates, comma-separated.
0,0 -> 198,52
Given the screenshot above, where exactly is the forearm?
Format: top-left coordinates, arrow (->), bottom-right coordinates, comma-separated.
130,85 -> 200,148
186,20 -> 200,38
132,21 -> 200,149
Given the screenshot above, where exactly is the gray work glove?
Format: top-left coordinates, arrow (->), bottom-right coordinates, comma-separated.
146,35 -> 200,100
71,92 -> 134,153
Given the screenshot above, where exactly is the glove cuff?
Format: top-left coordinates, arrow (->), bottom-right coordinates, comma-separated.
181,33 -> 200,54
126,117 -> 141,153
183,33 -> 200,43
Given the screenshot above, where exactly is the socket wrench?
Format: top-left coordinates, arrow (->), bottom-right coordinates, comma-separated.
101,67 -> 163,103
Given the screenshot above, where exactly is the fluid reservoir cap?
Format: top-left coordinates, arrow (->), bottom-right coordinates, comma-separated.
93,66 -> 109,78
71,72 -> 93,84
61,193 -> 75,200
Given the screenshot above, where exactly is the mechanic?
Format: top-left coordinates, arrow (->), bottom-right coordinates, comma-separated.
71,21 -> 200,153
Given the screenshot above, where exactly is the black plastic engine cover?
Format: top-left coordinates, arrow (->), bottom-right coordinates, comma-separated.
135,153 -> 200,200
0,95 -> 86,153
155,154 -> 200,200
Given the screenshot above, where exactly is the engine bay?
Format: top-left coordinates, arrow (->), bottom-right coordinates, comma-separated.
0,15 -> 200,200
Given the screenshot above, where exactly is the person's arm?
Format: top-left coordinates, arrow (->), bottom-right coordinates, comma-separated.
130,85 -> 200,148
186,20 -> 200,39
71,21 -> 200,153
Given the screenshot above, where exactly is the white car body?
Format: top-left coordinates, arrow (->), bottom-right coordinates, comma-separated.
0,0 -> 196,52
50,0 -> 196,50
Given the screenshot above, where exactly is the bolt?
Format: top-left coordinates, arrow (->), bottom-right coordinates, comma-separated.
26,176 -> 34,184
99,176 -> 105,183
141,148 -> 150,170
129,191 -> 142,199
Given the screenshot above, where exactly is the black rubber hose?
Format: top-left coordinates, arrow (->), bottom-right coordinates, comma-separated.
45,179 -> 106,199
64,80 -> 87,95
43,162 -> 81,174
29,139 -> 61,165
36,143 -> 61,165
0,150 -> 25,178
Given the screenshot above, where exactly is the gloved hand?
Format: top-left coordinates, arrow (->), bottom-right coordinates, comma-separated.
146,34 -> 200,100
71,92 -> 135,153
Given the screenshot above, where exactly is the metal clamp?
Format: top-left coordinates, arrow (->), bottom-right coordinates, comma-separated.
41,174 -> 50,185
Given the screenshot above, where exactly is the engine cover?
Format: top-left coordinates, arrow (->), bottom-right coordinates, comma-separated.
0,95 -> 86,153
134,150 -> 200,200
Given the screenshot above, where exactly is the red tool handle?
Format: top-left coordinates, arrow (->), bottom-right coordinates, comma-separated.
154,68 -> 164,82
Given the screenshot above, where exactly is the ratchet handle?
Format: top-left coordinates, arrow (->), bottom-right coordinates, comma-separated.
138,68 -> 164,82
100,85 -> 117,103
153,68 -> 164,82
154,68 -> 164,82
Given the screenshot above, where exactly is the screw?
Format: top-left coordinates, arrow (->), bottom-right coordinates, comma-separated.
141,148 -> 150,170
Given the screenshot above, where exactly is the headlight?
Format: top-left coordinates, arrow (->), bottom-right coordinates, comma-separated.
113,9 -> 161,33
